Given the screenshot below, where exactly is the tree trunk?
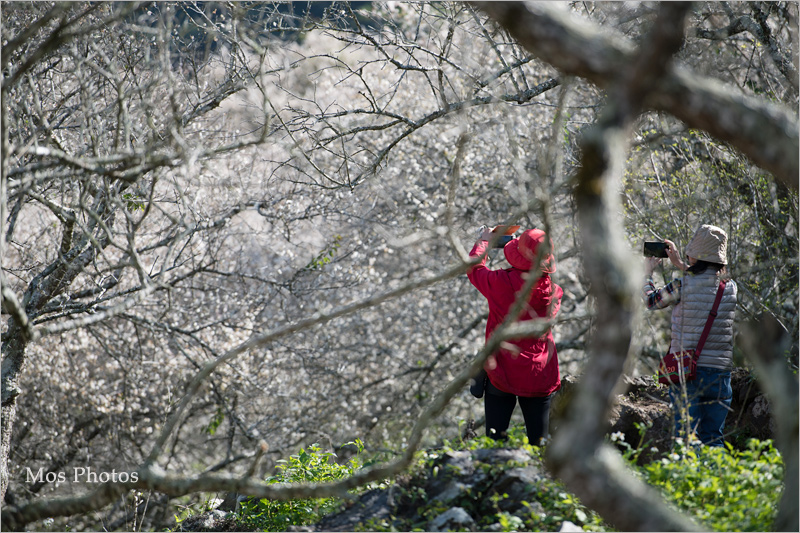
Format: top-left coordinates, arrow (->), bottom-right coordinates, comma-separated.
1,323 -> 27,501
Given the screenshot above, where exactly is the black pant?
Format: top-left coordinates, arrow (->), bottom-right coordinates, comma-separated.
485,381 -> 553,445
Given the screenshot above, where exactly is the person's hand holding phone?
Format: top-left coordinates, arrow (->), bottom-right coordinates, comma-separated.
664,239 -> 687,271
478,225 -> 519,247
645,256 -> 661,277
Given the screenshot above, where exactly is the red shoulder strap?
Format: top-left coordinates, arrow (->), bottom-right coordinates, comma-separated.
696,280 -> 727,356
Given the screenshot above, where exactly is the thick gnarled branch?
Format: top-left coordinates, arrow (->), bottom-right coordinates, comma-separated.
473,1 -> 798,190
489,2 -> 705,530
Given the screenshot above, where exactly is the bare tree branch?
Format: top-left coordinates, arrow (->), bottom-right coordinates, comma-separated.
473,1 -> 798,190
2,262 -> 557,529
695,2 -> 800,94
2,3 -> 795,528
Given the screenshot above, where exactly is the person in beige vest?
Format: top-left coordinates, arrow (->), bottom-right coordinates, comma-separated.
643,224 -> 738,447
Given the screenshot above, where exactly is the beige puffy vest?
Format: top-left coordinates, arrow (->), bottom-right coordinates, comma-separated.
670,271 -> 737,370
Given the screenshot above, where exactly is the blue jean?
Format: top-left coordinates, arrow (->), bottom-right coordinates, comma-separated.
669,366 -> 732,447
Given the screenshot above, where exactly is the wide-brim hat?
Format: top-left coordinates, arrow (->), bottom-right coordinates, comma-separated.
685,224 -> 728,265
503,229 -> 556,273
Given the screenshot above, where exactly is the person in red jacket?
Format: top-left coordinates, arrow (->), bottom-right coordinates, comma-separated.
467,227 -> 563,445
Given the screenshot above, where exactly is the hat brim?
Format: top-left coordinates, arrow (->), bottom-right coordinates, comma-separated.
503,238 -> 556,273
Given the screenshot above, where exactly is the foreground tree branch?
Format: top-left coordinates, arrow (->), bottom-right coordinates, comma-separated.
738,315 -> 799,532
3,3 -> 795,529
4,108 -> 559,524
2,255 -> 556,529
480,2 -> 797,529
540,4 -> 703,530
474,1 -> 798,191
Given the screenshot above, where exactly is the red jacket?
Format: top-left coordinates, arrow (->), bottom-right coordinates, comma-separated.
467,240 -> 562,397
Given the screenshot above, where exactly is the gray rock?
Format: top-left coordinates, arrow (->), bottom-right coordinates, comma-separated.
559,519 -> 584,532
314,488 -> 392,532
441,450 -> 475,475
176,509 -> 236,532
426,450 -> 484,498
608,395 -> 673,464
489,466 -> 545,512
746,394 -> 776,439
432,479 -> 470,504
473,447 -> 532,466
429,507 -> 477,532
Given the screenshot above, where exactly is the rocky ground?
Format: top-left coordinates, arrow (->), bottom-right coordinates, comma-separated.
308,370 -> 773,532
605,369 -> 773,463
313,447 -> 583,532
177,370 -> 775,532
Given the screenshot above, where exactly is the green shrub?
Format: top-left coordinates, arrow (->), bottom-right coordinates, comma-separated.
629,439 -> 784,531
236,440 -> 365,531
222,428 -> 783,533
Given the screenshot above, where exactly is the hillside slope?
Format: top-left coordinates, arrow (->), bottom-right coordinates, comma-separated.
175,370 -> 775,532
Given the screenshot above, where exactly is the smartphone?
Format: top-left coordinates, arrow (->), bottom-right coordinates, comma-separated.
481,225 -> 519,248
643,241 -> 669,258
492,235 -> 513,248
